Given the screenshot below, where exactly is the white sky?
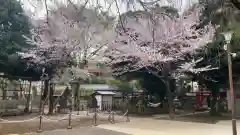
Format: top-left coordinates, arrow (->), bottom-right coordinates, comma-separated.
21,0 -> 199,19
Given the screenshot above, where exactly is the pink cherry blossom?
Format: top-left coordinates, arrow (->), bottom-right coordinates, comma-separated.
106,5 -> 216,76
21,5 -> 114,67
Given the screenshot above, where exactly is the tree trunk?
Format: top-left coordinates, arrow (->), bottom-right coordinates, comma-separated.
48,82 -> 54,115
165,77 -> 174,118
42,80 -> 49,101
42,80 -> 54,114
210,98 -> 219,116
74,82 -> 80,110
2,88 -> 6,100
163,64 -> 174,118
231,0 -> 240,10
2,79 -> 6,100
26,81 -> 32,113
209,86 -> 220,116
78,59 -> 87,110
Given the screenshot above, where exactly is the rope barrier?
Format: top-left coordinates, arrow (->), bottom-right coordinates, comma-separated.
70,113 -> 80,116
148,102 -> 162,107
121,110 -> 128,117
106,110 -> 128,117
0,116 -> 40,123
80,112 -> 95,117
71,113 -> 94,118
106,110 -> 130,122
42,115 -> 70,122
0,113 -> 82,123
0,109 -> 130,124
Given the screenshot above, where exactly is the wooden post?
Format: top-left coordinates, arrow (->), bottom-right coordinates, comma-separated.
93,111 -> 97,126
37,80 -> 44,133
126,110 -> 130,122
67,88 -> 74,129
111,112 -> 115,124
26,81 -> 32,113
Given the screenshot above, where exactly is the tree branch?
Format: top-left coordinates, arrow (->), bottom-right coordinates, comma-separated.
231,0 -> 240,10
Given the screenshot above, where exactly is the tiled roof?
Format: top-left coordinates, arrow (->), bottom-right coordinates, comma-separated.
80,84 -> 118,90
95,91 -> 116,95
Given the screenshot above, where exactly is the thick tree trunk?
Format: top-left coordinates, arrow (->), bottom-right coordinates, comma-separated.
42,80 -> 49,101
2,79 -> 6,100
40,80 -> 49,114
42,80 -> 54,115
48,83 -> 54,115
163,64 -> 174,118
74,82 -> 80,110
210,86 -> 220,116
165,78 -> 174,118
77,60 -> 87,110
210,95 -> 220,116
26,81 -> 32,113
2,88 -> 6,100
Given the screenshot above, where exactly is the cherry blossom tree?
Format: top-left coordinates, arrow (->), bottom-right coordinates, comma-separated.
19,4 -> 114,114
108,5 -> 216,75
23,5 -> 113,66
106,5 -> 216,117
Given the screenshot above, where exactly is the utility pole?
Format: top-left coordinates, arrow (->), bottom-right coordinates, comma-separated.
227,40 -> 237,135
222,30 -> 237,135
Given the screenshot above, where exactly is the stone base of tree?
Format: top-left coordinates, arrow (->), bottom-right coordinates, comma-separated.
128,105 -> 169,115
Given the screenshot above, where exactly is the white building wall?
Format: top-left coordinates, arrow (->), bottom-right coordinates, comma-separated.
95,95 -> 102,110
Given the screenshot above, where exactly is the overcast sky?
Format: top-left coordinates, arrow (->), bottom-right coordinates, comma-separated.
21,0 -> 199,18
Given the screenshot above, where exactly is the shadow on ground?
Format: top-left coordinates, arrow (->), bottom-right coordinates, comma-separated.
154,112 -> 235,124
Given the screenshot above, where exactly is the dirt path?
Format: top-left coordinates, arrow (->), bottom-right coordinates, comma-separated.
98,117 -> 240,135
0,113 -> 111,135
